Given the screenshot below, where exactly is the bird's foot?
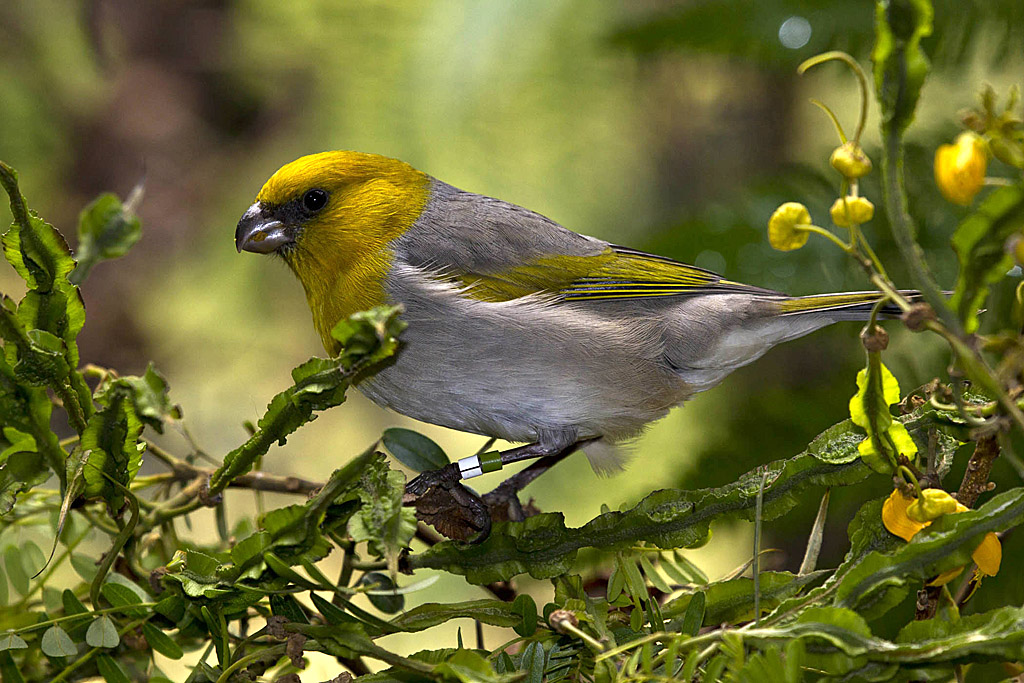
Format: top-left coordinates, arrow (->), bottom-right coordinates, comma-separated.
404,464 -> 491,543
482,482 -> 540,523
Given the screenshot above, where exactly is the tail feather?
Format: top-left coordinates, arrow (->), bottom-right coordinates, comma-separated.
776,290 -> 921,320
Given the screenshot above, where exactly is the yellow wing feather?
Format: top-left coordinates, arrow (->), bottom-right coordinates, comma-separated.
456,246 -> 778,303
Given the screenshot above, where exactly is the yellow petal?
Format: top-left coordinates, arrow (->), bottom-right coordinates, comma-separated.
972,532 -> 1002,576
934,132 -> 988,206
928,566 -> 965,587
882,489 -> 928,542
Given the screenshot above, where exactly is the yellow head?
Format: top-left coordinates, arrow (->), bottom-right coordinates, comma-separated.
236,151 -> 430,352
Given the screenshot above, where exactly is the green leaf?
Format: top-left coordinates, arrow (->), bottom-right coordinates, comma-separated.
100,581 -> 146,617
382,427 -> 450,471
310,593 -> 361,627
389,599 -> 524,632
270,594 -> 309,624
727,647 -> 790,683
216,444 -> 378,585
152,594 -> 186,623
289,622 -> 377,661
69,554 -> 98,582
71,187 -> 143,285
621,556 -> 647,603
434,649 -> 510,683
522,641 -> 545,683
98,362 -> 179,433
20,540 -> 44,580
85,616 -> 119,648
0,350 -> 60,504
60,589 -> 91,635
142,622 -> 184,660
639,553 -> 672,593
0,652 -> 25,683
95,653 -> 132,683
949,184 -> 1024,332
361,572 -> 404,614
679,590 -> 705,637
263,552 -> 320,589
40,625 -> 77,657
74,380 -> 145,510
0,163 -> 87,397
738,604 -> 1024,670
2,184 -> 76,293
0,632 -> 27,651
512,594 -> 538,637
348,453 -> 417,575
663,571 -> 827,627
872,0 -> 933,134
208,305 -> 404,494
3,546 -> 28,595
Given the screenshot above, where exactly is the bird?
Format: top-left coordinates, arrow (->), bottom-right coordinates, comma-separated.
236,150 -> 903,534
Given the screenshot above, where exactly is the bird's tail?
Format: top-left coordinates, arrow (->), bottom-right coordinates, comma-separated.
775,290 -> 920,321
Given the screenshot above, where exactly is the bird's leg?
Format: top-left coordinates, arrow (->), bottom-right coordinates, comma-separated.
482,442 -> 590,522
404,437 -> 590,541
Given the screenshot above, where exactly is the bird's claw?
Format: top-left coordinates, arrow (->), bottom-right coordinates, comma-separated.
404,464 -> 492,543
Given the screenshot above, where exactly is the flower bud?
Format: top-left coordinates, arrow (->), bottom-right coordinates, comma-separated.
830,142 -> 872,179
934,132 -> 988,205
990,136 -> 1024,169
829,196 -> 875,227
860,324 -> 889,352
768,202 -> 812,251
906,488 -> 959,523
548,609 -> 579,634
901,303 -> 936,332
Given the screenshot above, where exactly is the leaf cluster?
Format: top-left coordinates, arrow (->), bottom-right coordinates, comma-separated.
3,1 -> 1024,681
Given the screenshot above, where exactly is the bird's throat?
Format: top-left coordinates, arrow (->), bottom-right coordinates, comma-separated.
287,247 -> 391,355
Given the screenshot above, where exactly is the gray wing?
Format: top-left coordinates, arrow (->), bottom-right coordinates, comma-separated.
390,179 -> 609,276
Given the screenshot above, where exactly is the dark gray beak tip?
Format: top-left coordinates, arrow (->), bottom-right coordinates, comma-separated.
236,202 -> 292,255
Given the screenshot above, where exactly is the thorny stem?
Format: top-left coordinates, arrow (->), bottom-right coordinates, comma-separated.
880,125 -> 958,330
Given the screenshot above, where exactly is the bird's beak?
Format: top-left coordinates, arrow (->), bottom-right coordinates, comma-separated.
235,202 -> 293,254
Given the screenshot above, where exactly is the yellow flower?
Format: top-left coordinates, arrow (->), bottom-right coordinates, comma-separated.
934,132 -> 988,205
829,196 -> 875,228
830,142 -> 872,179
768,202 -> 812,251
882,489 -> 927,542
881,489 -> 1001,585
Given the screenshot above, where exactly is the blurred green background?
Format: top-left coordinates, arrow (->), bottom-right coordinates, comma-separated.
2,0 -> 1023,675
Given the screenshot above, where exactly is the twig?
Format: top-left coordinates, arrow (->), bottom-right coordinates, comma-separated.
956,436 -> 1000,508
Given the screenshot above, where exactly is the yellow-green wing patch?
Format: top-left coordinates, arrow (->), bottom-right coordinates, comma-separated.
455,245 -> 777,303
456,248 -> 617,301
558,246 -> 777,301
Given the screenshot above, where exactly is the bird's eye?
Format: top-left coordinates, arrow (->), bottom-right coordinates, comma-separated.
302,188 -> 328,212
